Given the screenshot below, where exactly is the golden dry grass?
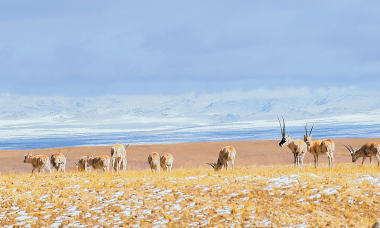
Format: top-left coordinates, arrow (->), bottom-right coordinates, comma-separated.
1,164 -> 380,227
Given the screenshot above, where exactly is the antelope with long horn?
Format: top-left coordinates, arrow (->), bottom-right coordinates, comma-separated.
278,117 -> 307,168
344,142 -> 380,167
207,146 -> 236,171
304,124 -> 335,168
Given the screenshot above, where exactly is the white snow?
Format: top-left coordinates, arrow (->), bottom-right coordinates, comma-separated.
1,88 -> 380,146
323,188 -> 338,195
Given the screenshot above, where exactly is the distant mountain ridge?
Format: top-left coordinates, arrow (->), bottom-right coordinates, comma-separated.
0,87 -> 379,143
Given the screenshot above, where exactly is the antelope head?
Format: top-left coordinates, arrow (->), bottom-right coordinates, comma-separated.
24,153 -> 31,163
24,153 -> 30,163
278,117 -> 291,147
304,123 -> 314,149
344,145 -> 360,162
83,157 -> 90,171
86,155 -> 94,166
207,162 -> 223,171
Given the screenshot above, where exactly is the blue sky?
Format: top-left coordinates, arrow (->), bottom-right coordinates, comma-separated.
1,1 -> 380,96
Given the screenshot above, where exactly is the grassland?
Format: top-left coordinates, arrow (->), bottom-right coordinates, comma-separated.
1,164 -> 380,227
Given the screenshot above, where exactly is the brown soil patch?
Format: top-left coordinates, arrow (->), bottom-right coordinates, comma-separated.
3,138 -> 380,174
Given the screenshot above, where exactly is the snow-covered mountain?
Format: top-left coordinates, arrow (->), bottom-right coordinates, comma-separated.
0,87 -> 379,148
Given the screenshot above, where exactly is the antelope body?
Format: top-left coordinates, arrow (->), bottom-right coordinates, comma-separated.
344,142 -> 380,167
111,143 -> 127,172
160,153 -> 174,172
114,156 -> 127,172
75,156 -> 91,172
304,124 -> 335,168
278,117 -> 307,168
24,153 -> 51,173
50,149 -> 70,172
148,152 -> 161,173
207,146 -> 236,171
87,155 -> 110,172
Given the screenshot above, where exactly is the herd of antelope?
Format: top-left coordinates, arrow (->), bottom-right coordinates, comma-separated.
278,117 -> 380,168
23,142 -> 176,174
23,142 -> 235,174
22,117 -> 380,173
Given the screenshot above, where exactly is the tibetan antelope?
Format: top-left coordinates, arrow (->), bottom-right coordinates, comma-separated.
111,143 -> 128,172
75,156 -> 91,172
148,152 -> 161,173
207,146 -> 236,171
24,153 -> 51,173
50,149 -> 70,172
344,142 -> 380,167
304,124 -> 335,168
160,153 -> 174,172
87,155 -> 110,172
278,117 -> 307,168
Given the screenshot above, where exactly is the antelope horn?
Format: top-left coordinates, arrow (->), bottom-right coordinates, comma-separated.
282,116 -> 286,136
125,144 -> 129,150
65,149 -> 70,158
309,124 -> 314,136
278,117 -> 284,137
344,145 -> 353,153
349,145 -> 354,152
75,162 -> 78,167
206,163 -> 216,169
305,123 -> 308,136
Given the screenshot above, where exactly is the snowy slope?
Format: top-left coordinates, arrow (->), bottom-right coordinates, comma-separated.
0,87 -> 379,145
